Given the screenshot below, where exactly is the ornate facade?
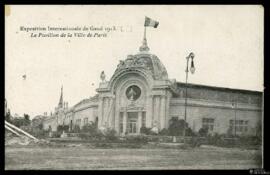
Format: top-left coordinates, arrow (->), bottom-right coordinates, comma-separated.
43,39 -> 262,136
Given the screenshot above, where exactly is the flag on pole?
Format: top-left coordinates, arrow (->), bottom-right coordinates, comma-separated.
144,16 -> 159,28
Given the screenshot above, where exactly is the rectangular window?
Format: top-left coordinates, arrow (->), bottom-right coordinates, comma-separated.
142,112 -> 146,127
76,119 -> 81,127
202,118 -> 215,132
229,119 -> 249,134
119,112 -> 123,133
127,118 -> 137,133
70,120 -> 73,130
84,118 -> 88,126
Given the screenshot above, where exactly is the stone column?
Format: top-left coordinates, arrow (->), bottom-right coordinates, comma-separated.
138,111 -> 142,134
103,97 -> 107,126
123,110 -> 127,135
110,97 -> 115,129
153,97 -> 156,126
160,95 -> 166,130
106,98 -> 109,126
98,96 -> 104,128
114,98 -> 119,133
106,97 -> 111,127
154,96 -> 160,127
146,95 -> 153,128
165,93 -> 171,129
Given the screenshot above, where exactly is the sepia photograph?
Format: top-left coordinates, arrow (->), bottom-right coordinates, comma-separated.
5,5 -> 263,170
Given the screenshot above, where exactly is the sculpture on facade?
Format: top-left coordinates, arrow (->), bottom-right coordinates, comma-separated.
127,87 -> 136,101
100,71 -> 106,82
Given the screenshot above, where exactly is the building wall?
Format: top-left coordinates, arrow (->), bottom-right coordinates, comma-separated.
43,98 -> 98,131
73,106 -> 98,128
43,117 -> 58,131
169,97 -> 262,136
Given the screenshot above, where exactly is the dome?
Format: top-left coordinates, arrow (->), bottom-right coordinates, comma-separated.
114,52 -> 168,80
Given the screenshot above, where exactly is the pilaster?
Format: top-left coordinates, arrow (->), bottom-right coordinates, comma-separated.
97,96 -> 104,128
123,110 -> 127,134
138,111 -> 142,133
160,95 -> 166,129
146,95 -> 153,128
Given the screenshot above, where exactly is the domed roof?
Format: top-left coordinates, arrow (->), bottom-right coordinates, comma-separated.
113,35 -> 168,80
114,52 -> 168,80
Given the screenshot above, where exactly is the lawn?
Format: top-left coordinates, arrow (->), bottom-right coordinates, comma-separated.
5,145 -> 262,170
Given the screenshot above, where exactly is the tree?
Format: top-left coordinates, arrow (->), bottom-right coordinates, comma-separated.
12,117 -> 25,128
140,126 -> 152,135
57,125 -> 69,133
198,127 -> 208,137
82,121 -> 97,134
168,118 -> 194,136
38,123 -> 43,130
5,109 -> 11,122
23,114 -> 31,126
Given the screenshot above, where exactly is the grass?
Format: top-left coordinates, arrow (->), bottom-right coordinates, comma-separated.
5,143 -> 262,170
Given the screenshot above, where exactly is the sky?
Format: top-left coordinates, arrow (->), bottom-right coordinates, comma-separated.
5,5 -> 264,118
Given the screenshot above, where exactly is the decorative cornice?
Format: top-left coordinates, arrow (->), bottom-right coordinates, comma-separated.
114,55 -> 152,74
170,98 -> 262,111
74,104 -> 98,113
109,68 -> 153,92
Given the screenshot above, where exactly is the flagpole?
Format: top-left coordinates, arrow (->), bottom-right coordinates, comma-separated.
144,26 -> 146,40
139,20 -> 149,52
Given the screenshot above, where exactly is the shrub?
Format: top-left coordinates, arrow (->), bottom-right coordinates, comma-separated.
78,128 -> 118,142
186,127 -> 196,136
147,136 -> 159,142
140,127 -> 152,135
149,130 -> 158,135
82,122 -> 97,132
198,127 -> 208,137
187,137 -> 198,147
51,131 -> 61,138
5,110 -> 12,123
159,128 -> 169,136
78,133 -> 90,140
203,133 -> 261,148
238,136 -> 262,146
104,128 -> 118,141
81,122 -> 99,135
20,125 -> 49,139
206,133 -> 222,145
20,125 -> 32,133
94,130 -> 106,140
78,129 -> 104,141
11,117 -> 31,128
57,125 -> 69,133
168,118 -> 194,136
226,128 -> 234,137
29,128 -> 49,138
73,125 -> 80,133
126,135 -> 148,144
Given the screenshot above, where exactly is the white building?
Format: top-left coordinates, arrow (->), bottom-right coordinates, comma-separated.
43,36 -> 262,136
